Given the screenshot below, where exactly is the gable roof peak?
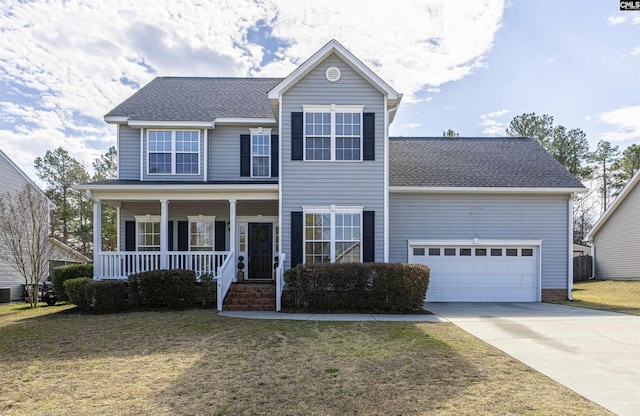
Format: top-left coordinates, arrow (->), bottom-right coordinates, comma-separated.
267,39 -> 401,101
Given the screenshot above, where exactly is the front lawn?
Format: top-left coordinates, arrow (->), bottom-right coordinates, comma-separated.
561,280 -> 640,316
0,304 -> 609,415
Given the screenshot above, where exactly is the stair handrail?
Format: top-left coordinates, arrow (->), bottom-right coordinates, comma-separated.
216,250 -> 235,311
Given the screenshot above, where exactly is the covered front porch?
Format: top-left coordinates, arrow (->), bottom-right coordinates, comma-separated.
85,184 -> 286,311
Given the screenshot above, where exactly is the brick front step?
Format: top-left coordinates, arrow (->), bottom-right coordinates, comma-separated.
222,282 -> 276,311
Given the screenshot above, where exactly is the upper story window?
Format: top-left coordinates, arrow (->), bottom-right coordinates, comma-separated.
250,128 -> 271,178
303,105 -> 363,161
148,130 -> 200,175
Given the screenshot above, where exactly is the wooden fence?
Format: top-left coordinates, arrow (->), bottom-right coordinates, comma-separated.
573,255 -> 592,282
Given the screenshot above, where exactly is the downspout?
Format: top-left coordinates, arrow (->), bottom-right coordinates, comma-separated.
383,96 -> 390,262
568,193 -> 574,300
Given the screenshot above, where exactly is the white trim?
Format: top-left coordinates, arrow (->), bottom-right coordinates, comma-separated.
383,95 -> 389,262
586,168 -> 640,241
267,40 -> 400,100
568,196 -> 574,300
139,128 -> 144,181
215,117 -> 277,125
186,215 -> 216,222
116,124 -> 121,179
147,129 -> 201,176
302,205 -> 365,213
129,120 -> 214,128
249,128 -> 272,178
134,215 -> 162,222
203,128 -> 208,182
390,186 -> 586,194
301,104 -> 364,113
104,116 -> 129,123
278,92 -> 283,269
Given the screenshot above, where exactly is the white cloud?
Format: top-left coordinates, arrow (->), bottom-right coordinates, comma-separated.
630,46 -> 640,56
478,109 -> 510,136
607,15 -> 627,25
0,0 -> 505,177
403,123 -> 421,130
480,109 -> 511,119
596,106 -> 640,143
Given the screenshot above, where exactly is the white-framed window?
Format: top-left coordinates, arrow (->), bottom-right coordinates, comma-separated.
135,215 -> 161,251
187,216 -> 215,251
148,130 -> 200,175
250,128 -> 271,177
303,205 -> 362,263
303,105 -> 363,161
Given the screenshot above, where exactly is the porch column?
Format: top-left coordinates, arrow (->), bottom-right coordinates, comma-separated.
160,199 -> 169,269
93,199 -> 102,280
229,198 -> 237,254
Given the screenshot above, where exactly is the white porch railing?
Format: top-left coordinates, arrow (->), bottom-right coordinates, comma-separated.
216,251 -> 235,311
97,251 -> 230,280
275,253 -> 286,311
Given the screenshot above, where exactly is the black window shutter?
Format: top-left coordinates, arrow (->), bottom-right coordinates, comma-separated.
291,112 -> 303,160
363,211 -> 375,262
168,221 -> 174,251
363,112 -> 375,161
125,221 -> 136,251
240,134 -> 250,177
271,134 -> 279,177
291,211 -> 303,266
215,221 -> 226,251
177,221 -> 189,251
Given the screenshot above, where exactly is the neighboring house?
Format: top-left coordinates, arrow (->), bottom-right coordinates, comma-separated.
586,169 -> 640,280
573,243 -> 591,257
0,149 -> 90,301
77,40 -> 585,310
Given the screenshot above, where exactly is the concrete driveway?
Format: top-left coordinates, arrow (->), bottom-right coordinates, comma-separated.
425,302 -> 640,416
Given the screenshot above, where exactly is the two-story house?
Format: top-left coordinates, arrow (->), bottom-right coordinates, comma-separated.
77,40 -> 585,311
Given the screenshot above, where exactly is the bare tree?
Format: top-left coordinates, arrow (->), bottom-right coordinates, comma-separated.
0,184 -> 54,308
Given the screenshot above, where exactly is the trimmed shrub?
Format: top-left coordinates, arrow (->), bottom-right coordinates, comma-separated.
128,269 -> 196,309
63,277 -> 92,310
52,263 -> 93,300
85,280 -> 128,314
290,263 -> 430,313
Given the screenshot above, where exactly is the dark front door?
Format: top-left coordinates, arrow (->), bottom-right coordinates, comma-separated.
248,223 -> 273,279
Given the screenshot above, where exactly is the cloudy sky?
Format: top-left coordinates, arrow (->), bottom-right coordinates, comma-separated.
1,0 -> 639,182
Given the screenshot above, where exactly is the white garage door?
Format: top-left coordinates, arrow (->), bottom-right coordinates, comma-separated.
409,244 -> 539,302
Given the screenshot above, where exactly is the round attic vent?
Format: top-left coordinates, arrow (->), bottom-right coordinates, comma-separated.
325,66 -> 341,82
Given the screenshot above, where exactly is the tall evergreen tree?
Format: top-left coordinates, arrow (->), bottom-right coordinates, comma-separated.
589,140 -> 620,213
611,144 -> 640,195
92,146 -> 118,251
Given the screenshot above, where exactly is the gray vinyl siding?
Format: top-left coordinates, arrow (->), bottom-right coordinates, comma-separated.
118,125 -> 141,180
593,182 -> 640,280
389,193 -> 570,289
208,126 -> 278,181
280,53 -> 386,268
141,128 -> 205,181
0,155 -> 35,300
118,200 -> 278,251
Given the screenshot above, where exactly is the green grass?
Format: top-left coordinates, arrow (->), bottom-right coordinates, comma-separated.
0,304 -> 610,415
559,280 -> 640,315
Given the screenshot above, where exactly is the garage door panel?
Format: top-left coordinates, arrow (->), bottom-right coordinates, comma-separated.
410,244 -> 539,302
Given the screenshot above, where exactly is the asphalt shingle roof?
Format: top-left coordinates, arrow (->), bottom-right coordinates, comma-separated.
389,137 -> 585,188
105,77 -> 283,120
